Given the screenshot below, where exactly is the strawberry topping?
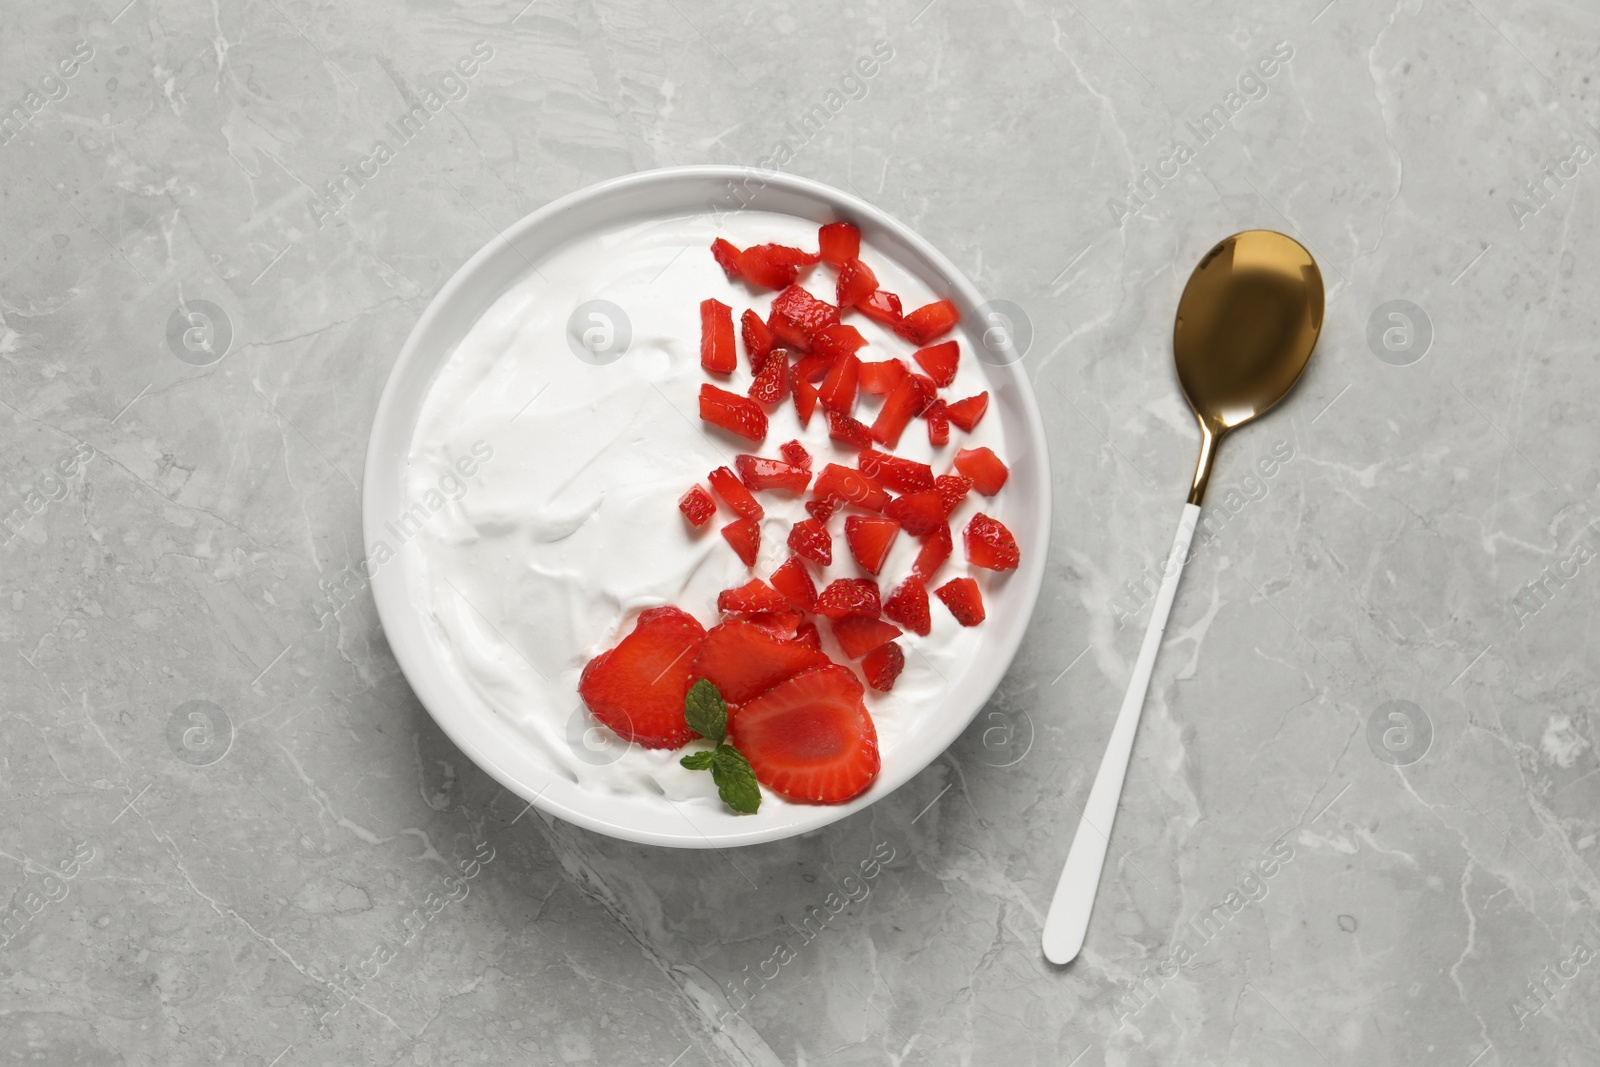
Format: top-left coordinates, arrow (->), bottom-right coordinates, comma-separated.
884,491 -> 946,537
678,484 -> 716,527
710,238 -> 742,280
729,665 -> 880,804
816,578 -> 882,620
911,524 -> 953,581
830,615 -> 902,659
845,515 -> 901,576
717,578 -> 791,616
721,518 -> 760,567
780,440 -> 812,469
692,620 -> 831,704
578,606 -> 707,748
964,513 -> 1020,571
883,579 -> 931,637
738,243 -> 819,290
954,447 -> 1009,495
700,383 -> 768,442
770,556 -> 819,612
708,466 -> 763,519
812,463 -> 889,512
818,222 -> 861,267
835,258 -> 879,308
896,299 -> 960,345
862,642 -> 905,692
945,391 -> 989,432
826,409 -> 874,450
855,289 -> 903,328
935,577 -> 985,626
787,517 -> 832,566
912,340 -> 959,387
858,448 -> 935,494
700,298 -> 736,376
741,309 -> 774,371
736,454 -> 810,494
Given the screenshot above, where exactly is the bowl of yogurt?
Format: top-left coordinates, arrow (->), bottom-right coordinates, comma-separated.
364,166 -> 1050,846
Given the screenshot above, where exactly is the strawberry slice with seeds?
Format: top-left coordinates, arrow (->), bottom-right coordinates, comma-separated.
708,466 -> 763,519
717,578 -> 791,616
747,610 -> 805,642
771,284 -> 841,348
711,238 -> 742,280
862,642 -> 905,692
945,391 -> 989,432
883,579 -> 931,637
830,615 -> 903,659
748,356 -> 790,406
787,517 -> 832,566
835,258 -> 879,308
721,518 -> 760,567
700,383 -> 768,442
855,289 -> 903,328
964,513 -> 1020,571
700,298 -> 736,375
912,524 -> 953,581
813,463 -> 889,512
767,309 -> 811,352
795,620 -> 822,650
935,577 -> 985,626
729,665 -> 880,804
845,515 -> 901,576
924,399 -> 951,446
738,244 -> 819,290
859,448 -> 935,494
935,472 -> 974,517
770,556 -> 818,612
858,359 -> 907,397
805,498 -> 835,522
818,222 -> 861,267
736,454 -> 810,494
820,353 -> 861,414
827,409 -> 874,450
579,606 -> 707,748
896,299 -> 960,345
780,440 -> 812,469
912,340 -> 960,387
871,372 -> 932,449
884,491 -> 946,536
741,308 -> 774,371
794,351 -> 832,382
692,620 -> 831,705
679,484 -> 716,527
954,447 -> 1009,495
792,370 -> 819,427
816,578 -> 881,620
811,323 -> 867,364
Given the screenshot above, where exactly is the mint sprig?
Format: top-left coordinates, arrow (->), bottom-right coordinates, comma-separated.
679,679 -> 761,814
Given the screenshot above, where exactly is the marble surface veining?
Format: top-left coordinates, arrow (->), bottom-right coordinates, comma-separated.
2,0 -> 1599,1064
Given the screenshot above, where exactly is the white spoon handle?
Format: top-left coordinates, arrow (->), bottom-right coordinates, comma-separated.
1042,502 -> 1200,965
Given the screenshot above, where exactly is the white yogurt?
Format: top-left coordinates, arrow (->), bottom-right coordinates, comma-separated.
406,210 -> 1007,809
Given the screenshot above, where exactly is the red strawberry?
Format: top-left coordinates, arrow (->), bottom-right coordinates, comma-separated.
771,284 -> 841,347
912,524 -> 953,581
830,615 -> 902,659
767,308 -> 811,352
729,665 -> 880,804
871,372 -> 930,449
700,298 -> 736,375
679,484 -> 716,527
862,642 -> 905,692
792,370 -> 819,427
954,447 -> 1009,495
711,238 -> 742,280
816,578 -> 881,620
736,454 -> 810,493
805,498 -> 836,522
813,463 -> 889,511
856,289 -> 903,327
770,556 -> 818,612
964,513 -> 1020,571
884,579 -> 931,637
935,473 -> 974,516
708,466 -> 763,519
721,518 -> 760,566
780,440 -> 812,469
827,409 -> 873,450
700,384 -> 768,442
884,491 -> 946,537
912,340 -> 959,387
738,243 -> 819,290
579,606 -> 706,748
811,323 -> 867,364
935,577 -> 985,626
747,610 -> 805,642
924,399 -> 951,446
845,515 -> 901,575
858,448 -> 935,494
741,309 -> 774,371
692,620 -> 831,704
896,299 -> 960,345
858,359 -> 907,396
795,620 -> 822,649
945,391 -> 989,432
818,221 -> 860,267
717,578 -> 791,616
820,353 -> 861,414
788,518 -> 832,566
794,351 -> 832,382
748,354 -> 790,405
836,258 -> 880,308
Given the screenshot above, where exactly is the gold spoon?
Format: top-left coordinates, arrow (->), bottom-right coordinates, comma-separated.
1042,230 -> 1325,965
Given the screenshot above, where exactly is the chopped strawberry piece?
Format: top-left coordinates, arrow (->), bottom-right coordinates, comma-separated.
729,665 -> 880,804
858,359 -> 907,396
935,577 -> 985,626
792,370 -> 819,427
811,323 -> 868,364
816,578 -> 881,620
700,383 -> 768,442
820,353 -> 861,414
780,440 -> 812,469
813,463 -> 889,512
885,491 -> 946,537
692,620 -> 831,704
964,513 -> 1020,571
818,222 -> 861,267
747,610 -> 805,642
806,498 -> 836,522
721,518 -> 760,567
855,289 -> 903,327
924,399 -> 951,446
858,448 -> 935,494
883,579 -> 931,637
935,473 -> 974,516
871,372 -> 929,449
912,524 -> 953,581
896,299 -> 960,345
679,484 -> 716,527
954,447 -> 1009,495
827,409 -> 874,450
741,308 -> 774,371
767,309 -> 811,352
748,355 -> 790,405
835,258 -> 880,308
912,340 -> 959,387
794,350 -> 832,382
771,284 -> 841,347
717,578 -> 791,616
845,515 -> 901,575
862,642 -> 905,692
770,556 -> 818,612
787,517 -> 832,566
945,392 -> 989,432
738,243 -> 819,290
830,615 -> 903,659
795,620 -> 822,650
736,454 -> 810,493
711,238 -> 742,280
579,606 -> 706,748
700,299 -> 736,375
708,466 -> 763,519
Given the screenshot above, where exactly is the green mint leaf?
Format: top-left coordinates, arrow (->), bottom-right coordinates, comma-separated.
683,678 -> 727,744
709,744 -> 761,814
679,750 -> 716,771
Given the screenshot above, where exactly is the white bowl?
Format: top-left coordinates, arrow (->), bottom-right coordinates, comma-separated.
363,166 -> 1051,847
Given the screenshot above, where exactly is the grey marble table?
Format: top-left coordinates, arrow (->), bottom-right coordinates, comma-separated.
3,0 -> 1599,1064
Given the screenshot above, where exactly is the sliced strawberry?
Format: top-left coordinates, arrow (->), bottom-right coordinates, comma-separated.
896,299 -> 960,345
579,606 -> 706,748
945,392 -> 989,433
935,577 -> 985,626
935,473 -> 974,516
836,258 -> 880,308
883,578 -> 931,637
858,448 -> 935,494
692,620 -> 831,705
811,323 -> 867,364
912,524 -> 953,581
729,665 -> 880,804
871,372 -> 928,449
845,515 -> 900,576
717,578 -> 791,616
700,298 -> 736,375
708,466 -> 763,519
736,454 -> 810,493
830,615 -> 903,659
954,447 -> 1009,495
747,610 -> 805,642
767,308 -> 811,352
794,350 -> 832,382
711,238 -> 742,280
795,620 -> 822,650
813,463 -> 889,511
818,221 -> 860,267
748,354 -> 790,406
855,289 -> 902,328
827,409 -> 873,450
965,513 -> 1020,571
806,498 -> 835,522
862,642 -> 905,692
700,384 -> 768,442
770,556 -> 818,612
679,484 -> 716,527
858,359 -> 907,397
780,440 -> 812,469
792,370 -> 819,427
738,244 -> 819,290
771,284 -> 841,347
820,353 -> 861,414
721,518 -> 760,567
816,578 -> 881,620
741,308 -> 774,371
787,518 -> 832,566
924,399 -> 951,446
884,491 -> 946,537
912,340 -> 959,387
